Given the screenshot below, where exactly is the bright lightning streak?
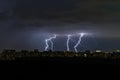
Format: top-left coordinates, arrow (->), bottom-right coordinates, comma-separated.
45,39 -> 49,51
49,35 -> 57,51
67,35 -> 71,51
45,35 -> 57,51
74,33 -> 84,53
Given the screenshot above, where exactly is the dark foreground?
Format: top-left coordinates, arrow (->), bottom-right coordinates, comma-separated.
1,50 -> 120,65
1,57 -> 120,64
1,57 -> 120,79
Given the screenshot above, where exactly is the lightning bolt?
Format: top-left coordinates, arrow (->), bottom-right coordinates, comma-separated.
49,35 -> 57,51
67,35 -> 71,51
45,39 -> 51,51
45,39 -> 49,51
74,33 -> 84,53
45,35 -> 56,51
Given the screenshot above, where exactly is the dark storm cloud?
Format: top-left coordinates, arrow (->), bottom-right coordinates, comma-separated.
1,0 -> 120,22
0,0 -> 120,36
5,0 -> 120,36
0,0 -> 120,51
12,0 -> 120,22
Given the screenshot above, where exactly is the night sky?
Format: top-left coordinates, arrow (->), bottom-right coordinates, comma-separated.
0,0 -> 120,52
